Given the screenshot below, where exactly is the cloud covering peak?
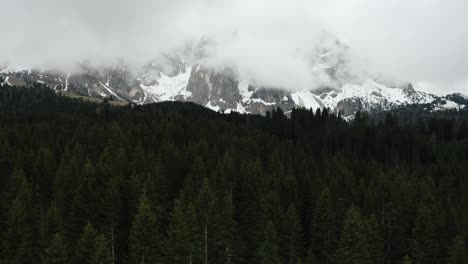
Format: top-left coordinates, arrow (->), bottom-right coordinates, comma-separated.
1,0 -> 468,94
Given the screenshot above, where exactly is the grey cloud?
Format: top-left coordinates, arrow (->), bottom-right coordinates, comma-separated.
1,0 -> 467,94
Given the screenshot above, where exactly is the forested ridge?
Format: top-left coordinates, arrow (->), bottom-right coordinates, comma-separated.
1,83 -> 468,264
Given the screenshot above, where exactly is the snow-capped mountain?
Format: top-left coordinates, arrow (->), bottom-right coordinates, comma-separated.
1,39 -> 467,117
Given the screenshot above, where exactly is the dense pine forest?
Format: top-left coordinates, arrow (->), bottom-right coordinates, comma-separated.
1,83 -> 468,264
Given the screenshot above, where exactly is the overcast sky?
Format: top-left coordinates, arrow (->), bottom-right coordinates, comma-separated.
1,0 -> 468,95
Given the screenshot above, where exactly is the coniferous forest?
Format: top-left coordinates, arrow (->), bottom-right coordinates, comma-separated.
1,83 -> 468,264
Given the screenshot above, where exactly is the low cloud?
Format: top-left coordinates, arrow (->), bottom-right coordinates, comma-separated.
1,0 -> 468,94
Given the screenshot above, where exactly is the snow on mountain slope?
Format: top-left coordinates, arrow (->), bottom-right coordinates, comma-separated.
0,66 -> 32,74
432,99 -> 466,111
238,79 -> 253,103
290,91 -> 323,111
321,80 -> 407,109
1,35 -> 466,117
306,79 -> 440,116
2,61 -> 465,117
139,66 -> 192,103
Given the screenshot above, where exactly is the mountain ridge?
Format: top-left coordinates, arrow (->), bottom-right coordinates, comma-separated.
2,63 -> 466,118
2,37 -> 467,117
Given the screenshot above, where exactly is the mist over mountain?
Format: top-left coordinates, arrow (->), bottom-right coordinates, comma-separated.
2,33 -> 468,118
2,0 -> 468,95
3,2 -> 468,264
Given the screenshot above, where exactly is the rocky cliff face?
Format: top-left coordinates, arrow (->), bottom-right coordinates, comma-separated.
2,40 -> 467,117
2,62 -> 467,117
185,65 -> 241,110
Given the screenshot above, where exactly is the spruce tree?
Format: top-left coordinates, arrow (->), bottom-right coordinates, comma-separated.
91,235 -> 113,264
165,200 -> 202,264
411,206 -> 439,264
447,236 -> 468,264
131,142 -> 147,177
42,202 -> 63,250
1,168 -> 37,264
128,191 -> 161,264
334,205 -> 372,264
212,191 -> 242,264
69,161 -> 97,240
282,203 -> 305,264
366,214 -> 383,264
304,248 -> 319,264
257,220 -> 281,264
310,187 -> 333,263
237,160 -> 264,257
402,255 -> 413,264
199,178 -> 215,264
73,223 -> 112,264
41,232 -> 68,264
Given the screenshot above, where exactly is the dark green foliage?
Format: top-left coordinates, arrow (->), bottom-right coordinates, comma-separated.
366,214 -> 384,264
212,191 -> 243,264
310,188 -> 334,263
1,168 -> 38,264
402,255 -> 413,264
41,233 -> 68,264
411,206 -> 439,264
447,236 -> 468,264
128,191 -> 161,264
165,200 -> 202,264
304,248 -> 319,264
257,221 -> 281,264
1,85 -> 468,264
281,203 -> 305,264
334,206 -> 372,264
73,223 -> 112,264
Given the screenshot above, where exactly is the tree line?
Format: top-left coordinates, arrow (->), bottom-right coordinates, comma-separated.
1,83 -> 468,264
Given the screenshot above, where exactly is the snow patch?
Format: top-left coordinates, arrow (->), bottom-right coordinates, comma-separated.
140,66 -> 192,102
205,101 -> 220,112
65,73 -> 70,91
99,82 -> 124,101
250,98 -> 277,106
433,100 -> 464,111
290,91 -> 322,111
238,79 -> 253,103
319,79 -> 430,110
0,66 -> 32,74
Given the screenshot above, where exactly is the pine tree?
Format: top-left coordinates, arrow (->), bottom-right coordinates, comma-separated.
53,152 -> 79,227
310,187 -> 334,263
41,233 -> 68,264
411,206 -> 439,264
128,191 -> 161,264
1,168 -> 38,264
237,160 -> 264,262
183,157 -> 207,200
304,248 -> 319,264
212,191 -> 243,264
42,202 -> 63,250
73,223 -> 112,264
334,205 -> 372,264
366,214 -> 383,264
165,200 -> 202,264
257,220 -> 281,264
32,146 -> 57,210
131,142 -> 147,177
282,203 -> 305,264
447,236 -> 468,264
69,161 -> 97,240
199,178 -> 215,264
148,155 -> 170,226
402,255 -> 413,264
91,235 -> 113,264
